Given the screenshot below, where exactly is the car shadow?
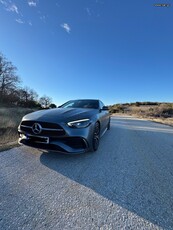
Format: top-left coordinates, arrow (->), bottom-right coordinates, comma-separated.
40,118 -> 173,229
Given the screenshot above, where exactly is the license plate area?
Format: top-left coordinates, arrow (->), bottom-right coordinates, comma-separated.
27,135 -> 49,144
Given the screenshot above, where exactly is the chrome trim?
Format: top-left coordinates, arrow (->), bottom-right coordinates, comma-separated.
21,125 -> 32,129
32,123 -> 42,135
20,124 -> 63,131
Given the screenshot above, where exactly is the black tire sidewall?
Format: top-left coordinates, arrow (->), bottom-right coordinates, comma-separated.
92,122 -> 100,151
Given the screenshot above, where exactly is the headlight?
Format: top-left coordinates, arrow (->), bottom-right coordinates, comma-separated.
67,119 -> 91,128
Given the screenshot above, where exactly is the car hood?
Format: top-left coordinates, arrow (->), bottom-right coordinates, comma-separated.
22,108 -> 98,123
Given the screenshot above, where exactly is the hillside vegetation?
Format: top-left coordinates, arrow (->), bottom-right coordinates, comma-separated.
0,51 -> 56,151
0,107 -> 36,151
109,102 -> 173,126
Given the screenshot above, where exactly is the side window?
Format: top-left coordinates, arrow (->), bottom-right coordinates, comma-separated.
99,101 -> 105,109
64,102 -> 75,108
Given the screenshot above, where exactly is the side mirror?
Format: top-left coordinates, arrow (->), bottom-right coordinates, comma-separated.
102,106 -> 109,111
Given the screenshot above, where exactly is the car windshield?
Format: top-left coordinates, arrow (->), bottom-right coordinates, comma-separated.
60,100 -> 99,109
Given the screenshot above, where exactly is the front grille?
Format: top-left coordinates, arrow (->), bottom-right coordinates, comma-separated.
20,120 -> 65,136
21,121 -> 62,129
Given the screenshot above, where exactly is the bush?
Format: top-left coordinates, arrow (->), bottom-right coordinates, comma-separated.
0,107 -> 37,145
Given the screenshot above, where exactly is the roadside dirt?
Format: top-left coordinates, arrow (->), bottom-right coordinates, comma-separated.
0,140 -> 19,152
112,113 -> 173,127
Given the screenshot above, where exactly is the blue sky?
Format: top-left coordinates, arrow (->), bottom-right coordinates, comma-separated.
0,0 -> 173,106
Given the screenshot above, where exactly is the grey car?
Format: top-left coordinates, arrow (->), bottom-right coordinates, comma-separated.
18,99 -> 110,153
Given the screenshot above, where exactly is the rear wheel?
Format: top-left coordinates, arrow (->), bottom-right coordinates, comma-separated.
92,122 -> 100,151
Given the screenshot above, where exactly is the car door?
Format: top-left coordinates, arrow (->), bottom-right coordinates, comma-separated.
99,101 -> 109,134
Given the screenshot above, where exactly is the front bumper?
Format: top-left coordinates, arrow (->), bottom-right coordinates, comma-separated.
18,134 -> 89,154
18,122 -> 94,153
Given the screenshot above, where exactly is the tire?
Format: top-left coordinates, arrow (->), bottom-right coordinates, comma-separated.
92,122 -> 100,151
107,118 -> 110,130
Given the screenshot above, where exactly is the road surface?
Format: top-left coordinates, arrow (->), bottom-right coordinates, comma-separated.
0,116 -> 173,229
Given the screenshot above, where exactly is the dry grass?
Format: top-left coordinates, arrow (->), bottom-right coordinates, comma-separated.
128,105 -> 173,127
0,107 -> 36,151
110,103 -> 173,127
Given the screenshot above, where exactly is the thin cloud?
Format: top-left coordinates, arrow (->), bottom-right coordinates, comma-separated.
40,15 -> 46,23
16,18 -> 24,24
28,1 -> 37,7
86,7 -> 91,16
0,0 -> 19,14
0,0 -> 7,6
7,4 -> 18,14
56,2 -> 60,7
0,1 -> 19,14
61,23 -> 71,34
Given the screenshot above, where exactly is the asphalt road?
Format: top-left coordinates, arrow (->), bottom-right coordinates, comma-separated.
0,116 -> 173,230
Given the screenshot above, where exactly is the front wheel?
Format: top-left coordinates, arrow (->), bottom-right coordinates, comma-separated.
107,118 -> 110,130
92,122 -> 100,151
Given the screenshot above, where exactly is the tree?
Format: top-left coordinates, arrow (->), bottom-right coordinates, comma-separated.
19,87 -> 31,104
39,95 -> 52,108
29,89 -> 38,102
0,52 -> 54,108
0,53 -> 20,103
49,103 -> 57,108
18,87 -> 39,107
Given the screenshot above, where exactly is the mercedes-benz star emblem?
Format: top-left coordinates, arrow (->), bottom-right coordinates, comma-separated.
32,123 -> 42,134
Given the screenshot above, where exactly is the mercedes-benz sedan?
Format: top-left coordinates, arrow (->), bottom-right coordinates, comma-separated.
18,99 -> 110,153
